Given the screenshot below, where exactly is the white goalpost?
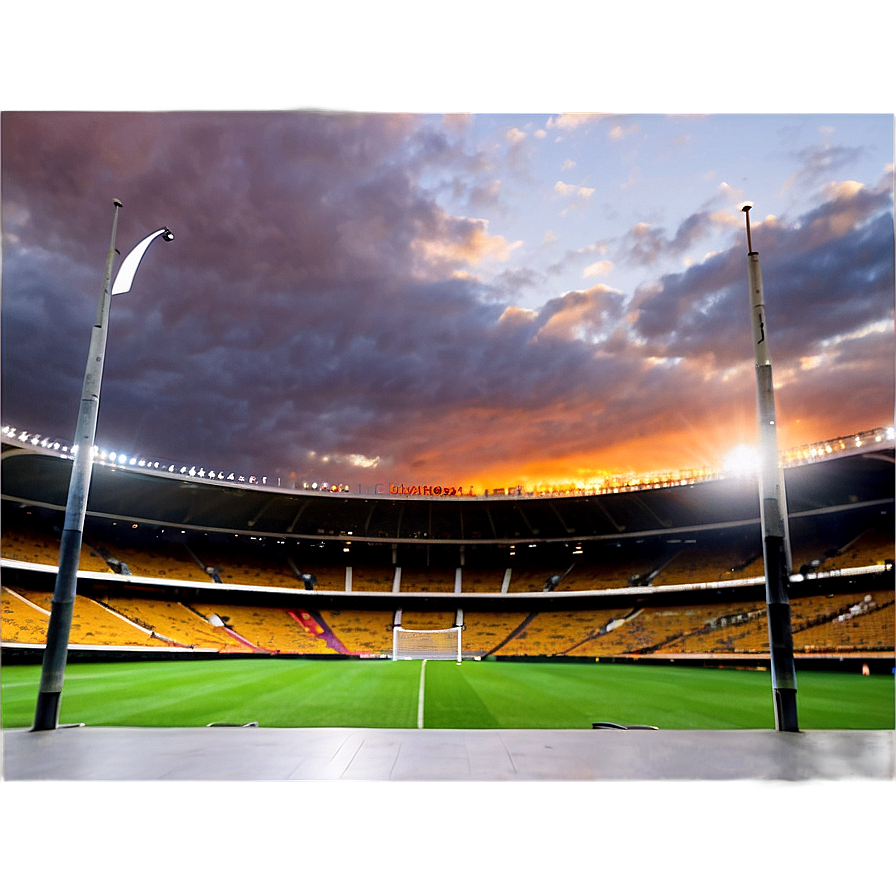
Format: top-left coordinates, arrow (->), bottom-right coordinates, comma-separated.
392,625 -> 462,663
392,608 -> 463,663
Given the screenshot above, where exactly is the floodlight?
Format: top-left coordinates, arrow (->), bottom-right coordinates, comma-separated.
112,227 -> 174,295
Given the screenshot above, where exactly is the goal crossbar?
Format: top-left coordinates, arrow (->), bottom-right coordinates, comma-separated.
392,626 -> 462,663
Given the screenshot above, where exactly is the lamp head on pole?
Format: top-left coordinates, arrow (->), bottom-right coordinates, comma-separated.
111,226 -> 174,295
741,201 -> 755,254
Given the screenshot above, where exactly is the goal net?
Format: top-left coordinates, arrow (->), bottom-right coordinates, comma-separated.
392,626 -> 462,663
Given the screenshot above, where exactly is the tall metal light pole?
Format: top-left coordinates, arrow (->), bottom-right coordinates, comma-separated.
741,202 -> 799,732
32,200 -> 173,731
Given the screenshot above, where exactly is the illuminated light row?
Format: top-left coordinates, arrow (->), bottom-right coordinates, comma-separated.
1,428 -> 65,451
3,423 -> 894,498
779,426 -> 894,466
99,450 -> 269,484
173,466 -> 267,485
302,481 -> 352,493
97,449 -> 166,470
1,426 -> 268,486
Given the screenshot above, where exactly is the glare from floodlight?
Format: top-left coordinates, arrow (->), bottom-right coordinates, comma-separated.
722,444 -> 760,477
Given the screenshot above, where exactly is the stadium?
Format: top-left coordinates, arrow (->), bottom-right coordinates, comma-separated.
3,420 -> 894,671
3,427 -> 894,672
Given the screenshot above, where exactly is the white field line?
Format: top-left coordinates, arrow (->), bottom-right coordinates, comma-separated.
417,659 -> 427,729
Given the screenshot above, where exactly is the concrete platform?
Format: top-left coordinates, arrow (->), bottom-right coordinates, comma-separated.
3,725 -> 893,781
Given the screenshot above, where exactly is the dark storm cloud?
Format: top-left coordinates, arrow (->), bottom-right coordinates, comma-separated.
0,249 -> 97,435
630,250 -> 743,351
1,112 -> 482,471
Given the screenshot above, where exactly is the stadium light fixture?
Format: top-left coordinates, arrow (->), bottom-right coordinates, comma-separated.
111,226 -> 174,295
33,200 -> 174,732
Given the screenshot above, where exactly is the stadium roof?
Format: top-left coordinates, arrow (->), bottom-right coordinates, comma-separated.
2,438 -> 892,546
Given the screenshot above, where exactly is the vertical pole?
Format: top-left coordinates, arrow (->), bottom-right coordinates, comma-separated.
742,203 -> 799,732
32,200 -> 122,731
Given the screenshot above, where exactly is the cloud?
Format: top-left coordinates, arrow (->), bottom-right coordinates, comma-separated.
553,180 -> 596,215
553,180 -> 594,199
619,209 -> 732,267
2,113 -> 892,487
780,137 -> 866,195
530,284 -> 623,343
411,213 -> 522,274
498,305 -> 538,327
546,239 -> 610,277
608,122 -> 640,141
468,179 -> 503,207
546,113 -> 600,131
583,260 -> 614,279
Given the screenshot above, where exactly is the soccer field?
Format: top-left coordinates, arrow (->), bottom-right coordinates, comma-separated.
1,658 -> 893,730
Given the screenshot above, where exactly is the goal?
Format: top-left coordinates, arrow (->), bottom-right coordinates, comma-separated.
392,625 -> 462,663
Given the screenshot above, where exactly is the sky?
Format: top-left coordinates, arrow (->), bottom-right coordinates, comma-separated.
1,5 -> 894,496
2,110 -> 893,492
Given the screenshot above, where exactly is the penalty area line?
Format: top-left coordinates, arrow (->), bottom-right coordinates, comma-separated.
417,659 -> 427,729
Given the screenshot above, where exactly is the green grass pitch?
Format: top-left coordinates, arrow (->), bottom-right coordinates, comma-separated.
1,659 -> 893,730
